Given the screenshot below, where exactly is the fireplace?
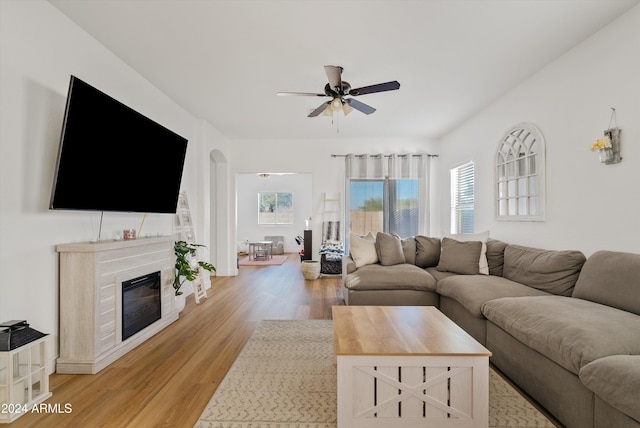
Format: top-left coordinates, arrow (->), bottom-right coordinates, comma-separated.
122,271 -> 162,340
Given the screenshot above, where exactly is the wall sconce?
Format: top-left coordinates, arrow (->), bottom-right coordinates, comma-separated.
591,108 -> 622,165
257,173 -> 270,180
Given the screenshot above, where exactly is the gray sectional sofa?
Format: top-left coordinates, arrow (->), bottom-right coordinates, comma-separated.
342,232 -> 640,428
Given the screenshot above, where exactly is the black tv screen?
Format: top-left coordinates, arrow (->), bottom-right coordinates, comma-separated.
50,76 -> 188,213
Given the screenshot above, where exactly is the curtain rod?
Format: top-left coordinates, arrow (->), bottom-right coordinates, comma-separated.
331,153 -> 439,158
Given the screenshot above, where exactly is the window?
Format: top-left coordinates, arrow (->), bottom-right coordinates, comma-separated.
258,192 -> 293,225
496,123 -> 545,221
450,161 -> 474,234
349,178 -> 419,238
344,153 -> 429,239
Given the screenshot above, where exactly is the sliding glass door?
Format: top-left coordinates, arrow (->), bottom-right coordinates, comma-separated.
349,178 -> 419,238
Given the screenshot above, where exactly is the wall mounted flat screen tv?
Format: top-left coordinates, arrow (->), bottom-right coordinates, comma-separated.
50,75 -> 188,213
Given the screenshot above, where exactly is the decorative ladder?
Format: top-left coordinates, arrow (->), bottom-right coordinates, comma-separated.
176,192 -> 208,304
320,192 -> 344,275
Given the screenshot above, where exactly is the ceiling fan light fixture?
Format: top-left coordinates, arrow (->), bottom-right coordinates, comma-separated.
279,65 -> 400,119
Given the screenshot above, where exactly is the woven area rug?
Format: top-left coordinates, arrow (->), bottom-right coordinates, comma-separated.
195,320 -> 556,428
238,255 -> 288,266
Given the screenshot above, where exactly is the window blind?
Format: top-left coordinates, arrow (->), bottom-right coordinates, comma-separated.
451,161 -> 475,234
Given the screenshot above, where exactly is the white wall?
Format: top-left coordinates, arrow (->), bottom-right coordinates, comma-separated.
236,173 -> 312,254
0,1 -> 231,362
436,5 -> 640,256
230,138 -> 440,260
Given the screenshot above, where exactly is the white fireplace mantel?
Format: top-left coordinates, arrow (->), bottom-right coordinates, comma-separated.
56,236 -> 178,374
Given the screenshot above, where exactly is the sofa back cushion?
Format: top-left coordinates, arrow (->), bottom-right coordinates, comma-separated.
572,250 -> 640,316
375,232 -> 406,266
401,237 -> 417,265
415,235 -> 441,268
503,245 -> 586,296
486,239 -> 508,277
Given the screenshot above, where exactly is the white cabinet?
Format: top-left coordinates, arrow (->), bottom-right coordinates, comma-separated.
0,337 -> 51,423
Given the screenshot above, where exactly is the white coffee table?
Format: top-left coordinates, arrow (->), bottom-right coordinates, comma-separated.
333,306 -> 492,428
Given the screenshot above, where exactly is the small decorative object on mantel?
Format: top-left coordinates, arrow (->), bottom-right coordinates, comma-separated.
591,107 -> 622,165
123,229 -> 137,240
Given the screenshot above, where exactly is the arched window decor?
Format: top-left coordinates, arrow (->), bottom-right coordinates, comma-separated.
495,123 -> 545,221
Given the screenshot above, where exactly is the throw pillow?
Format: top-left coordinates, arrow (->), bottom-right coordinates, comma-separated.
375,232 -> 406,266
444,231 -> 490,275
437,237 -> 482,275
415,235 -> 441,268
349,232 -> 378,268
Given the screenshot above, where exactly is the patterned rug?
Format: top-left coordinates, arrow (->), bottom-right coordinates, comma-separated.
238,255 -> 288,266
195,320 -> 556,428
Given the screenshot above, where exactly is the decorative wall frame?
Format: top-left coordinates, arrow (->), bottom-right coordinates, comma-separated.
495,123 -> 546,221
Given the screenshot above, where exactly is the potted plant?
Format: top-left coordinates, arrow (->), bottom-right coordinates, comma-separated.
174,240 -> 216,310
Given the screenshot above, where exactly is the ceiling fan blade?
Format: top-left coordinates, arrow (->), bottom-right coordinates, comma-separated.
276,92 -> 327,97
346,98 -> 376,115
324,65 -> 343,91
349,80 -> 400,96
308,101 -> 330,117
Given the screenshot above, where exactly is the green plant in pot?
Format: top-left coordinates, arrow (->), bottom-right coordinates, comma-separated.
174,240 -> 216,296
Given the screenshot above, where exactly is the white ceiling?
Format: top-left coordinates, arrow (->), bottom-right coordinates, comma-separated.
48,0 -> 639,141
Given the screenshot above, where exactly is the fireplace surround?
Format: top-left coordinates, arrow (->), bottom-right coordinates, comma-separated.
56,236 -> 178,374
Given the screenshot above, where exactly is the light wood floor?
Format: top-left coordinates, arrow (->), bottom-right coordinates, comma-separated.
12,253 -> 343,428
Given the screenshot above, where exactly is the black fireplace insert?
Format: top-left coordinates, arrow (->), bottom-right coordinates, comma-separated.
122,271 -> 161,340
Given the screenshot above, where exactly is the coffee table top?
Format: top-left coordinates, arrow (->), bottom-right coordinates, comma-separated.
332,306 -> 491,357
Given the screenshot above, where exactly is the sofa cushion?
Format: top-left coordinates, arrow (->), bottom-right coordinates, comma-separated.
401,237 -> 417,265
580,355 -> 640,422
445,231 -> 490,274
486,239 -> 508,277
503,245 -> 586,296
424,267 -> 458,282
436,275 -> 549,317
344,263 -> 436,292
482,296 -> 640,375
375,232 -> 405,266
349,232 -> 378,268
437,238 -> 482,275
344,255 -> 357,274
415,235 -> 440,268
572,250 -> 640,316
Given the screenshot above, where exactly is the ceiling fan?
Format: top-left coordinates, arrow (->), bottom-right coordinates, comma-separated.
276,65 -> 400,117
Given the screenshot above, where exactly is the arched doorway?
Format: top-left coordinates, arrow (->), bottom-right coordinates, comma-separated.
209,149 -> 234,276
